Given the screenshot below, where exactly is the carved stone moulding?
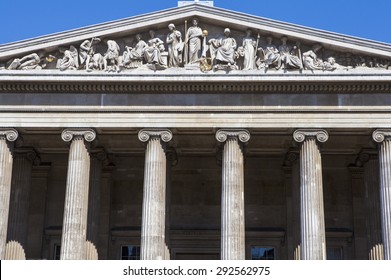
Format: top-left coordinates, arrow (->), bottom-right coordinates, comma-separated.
0,128 -> 18,142
215,129 -> 250,143
372,129 -> 391,143
138,129 -> 173,143
1,82 -> 390,94
293,129 -> 329,143
61,128 -> 97,142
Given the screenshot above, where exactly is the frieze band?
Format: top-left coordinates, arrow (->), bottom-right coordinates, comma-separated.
1,19 -> 389,74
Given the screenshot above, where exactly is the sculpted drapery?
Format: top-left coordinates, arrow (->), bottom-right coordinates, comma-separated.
209,28 -> 237,65
185,18 -> 203,64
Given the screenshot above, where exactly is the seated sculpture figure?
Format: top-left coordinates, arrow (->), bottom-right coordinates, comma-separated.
302,44 -> 324,70
144,30 -> 167,69
58,46 -> 79,71
103,40 -> 121,72
122,34 -> 147,69
209,28 -> 238,70
264,37 -> 280,69
278,37 -> 303,70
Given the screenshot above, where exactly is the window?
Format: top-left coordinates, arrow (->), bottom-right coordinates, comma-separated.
54,244 -> 61,260
251,247 -> 275,260
327,247 -> 343,260
121,245 -> 141,260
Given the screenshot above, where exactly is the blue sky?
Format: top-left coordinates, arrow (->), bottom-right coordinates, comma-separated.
0,0 -> 390,44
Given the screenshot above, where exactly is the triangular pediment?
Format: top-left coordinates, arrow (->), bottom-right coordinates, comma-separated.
0,4 -> 390,75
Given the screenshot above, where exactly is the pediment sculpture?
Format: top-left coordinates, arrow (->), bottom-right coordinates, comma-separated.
1,19 -> 390,73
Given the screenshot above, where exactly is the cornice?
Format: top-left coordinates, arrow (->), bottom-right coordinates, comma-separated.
0,4 -> 390,60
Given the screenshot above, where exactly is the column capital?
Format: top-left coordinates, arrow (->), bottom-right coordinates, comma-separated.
0,128 -> 18,142
293,129 -> 328,143
61,129 -> 96,142
14,147 -> 39,164
138,129 -> 173,143
216,129 -> 250,143
372,129 -> 391,143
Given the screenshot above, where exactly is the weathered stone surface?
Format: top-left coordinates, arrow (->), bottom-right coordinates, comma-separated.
139,129 -> 172,260
0,129 -> 17,260
294,129 -> 328,260
372,129 -> 391,260
60,129 -> 96,260
216,129 -> 249,260
6,148 -> 37,260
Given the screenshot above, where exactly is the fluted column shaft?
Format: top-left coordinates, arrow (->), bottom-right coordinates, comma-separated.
0,129 -> 18,260
139,129 -> 172,260
362,155 -> 384,260
373,130 -> 391,260
60,129 -> 96,260
86,150 -> 105,260
294,129 -> 328,260
6,149 -> 37,259
216,129 -> 250,260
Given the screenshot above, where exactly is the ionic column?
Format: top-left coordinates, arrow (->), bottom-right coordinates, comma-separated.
0,129 -> 18,260
293,129 -> 328,260
216,129 -> 250,260
138,129 -> 173,260
86,149 -> 106,260
6,148 -> 37,260
364,155 -> 384,260
372,129 -> 391,260
60,129 -> 96,260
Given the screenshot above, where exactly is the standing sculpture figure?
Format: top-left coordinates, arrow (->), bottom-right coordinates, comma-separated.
103,40 -> 120,72
209,28 -> 237,66
79,38 -> 101,71
241,29 -> 257,70
185,18 -> 203,64
302,44 -> 324,70
144,30 -> 167,68
166,23 -> 183,67
278,37 -> 303,70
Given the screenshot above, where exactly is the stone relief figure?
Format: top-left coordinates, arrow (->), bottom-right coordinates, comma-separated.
302,44 -> 324,70
209,28 -> 238,70
263,37 -> 280,69
122,34 -> 148,69
278,37 -> 303,70
103,40 -> 120,72
238,29 -> 257,70
58,46 -> 79,71
166,23 -> 184,67
144,30 -> 167,69
79,37 -> 101,71
7,52 -> 45,70
185,18 -> 203,64
323,57 -> 341,71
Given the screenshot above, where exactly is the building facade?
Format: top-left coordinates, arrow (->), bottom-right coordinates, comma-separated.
0,3 -> 390,260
